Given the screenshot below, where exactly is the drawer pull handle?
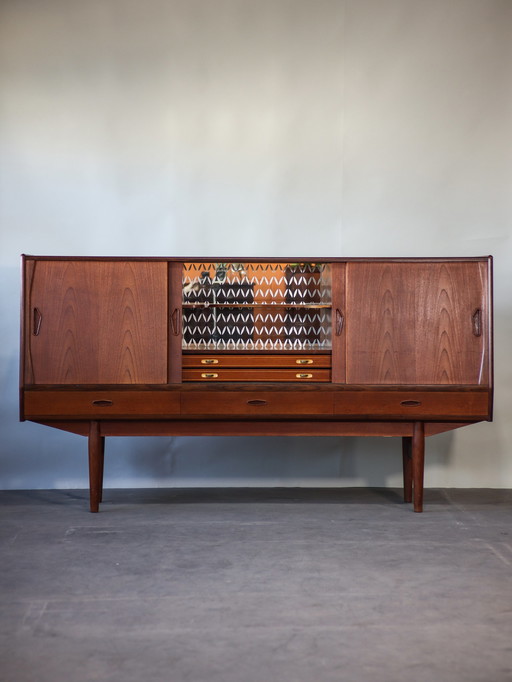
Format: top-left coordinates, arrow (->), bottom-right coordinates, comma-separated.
171,308 -> 181,336
296,373 -> 313,379
92,400 -> 113,407
472,308 -> 482,337
335,309 -> 344,336
201,359 -> 219,365
33,308 -> 42,336
400,400 -> 422,407
247,399 -> 268,406
296,359 -> 313,365
201,373 -> 218,379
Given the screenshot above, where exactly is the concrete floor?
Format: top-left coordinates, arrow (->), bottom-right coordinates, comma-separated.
1,488 -> 512,682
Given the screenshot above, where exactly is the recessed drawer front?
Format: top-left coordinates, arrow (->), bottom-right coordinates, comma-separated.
24,391 -> 181,418
181,392 -> 334,416
182,369 -> 331,382
183,354 -> 331,368
334,391 -> 490,418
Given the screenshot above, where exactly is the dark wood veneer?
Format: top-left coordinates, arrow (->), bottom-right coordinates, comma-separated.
20,255 -> 493,513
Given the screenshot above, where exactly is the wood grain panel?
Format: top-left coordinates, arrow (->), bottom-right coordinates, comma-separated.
101,420 -> 414,437
24,390 -> 180,417
346,262 -> 415,384
168,261 -> 183,383
31,419 -> 481,438
415,261 -> 489,384
182,369 -> 331,382
28,260 -> 168,384
182,354 -> 331,368
333,390 -> 489,419
331,262 -> 346,383
181,391 -> 333,415
346,262 -> 489,385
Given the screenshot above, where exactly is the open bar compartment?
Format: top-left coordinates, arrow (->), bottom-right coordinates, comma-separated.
181,262 -> 332,352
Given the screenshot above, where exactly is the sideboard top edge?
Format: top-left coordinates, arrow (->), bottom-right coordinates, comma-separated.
21,255 -> 493,263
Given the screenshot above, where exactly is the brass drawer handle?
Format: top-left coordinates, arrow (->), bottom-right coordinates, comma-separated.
296,359 -> 313,365
201,373 -> 219,379
201,359 -> 219,365
400,400 -> 422,407
247,399 -> 268,406
296,373 -> 313,379
92,400 -> 113,407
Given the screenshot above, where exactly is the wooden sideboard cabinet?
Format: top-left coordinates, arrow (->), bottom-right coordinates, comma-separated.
20,256 -> 493,512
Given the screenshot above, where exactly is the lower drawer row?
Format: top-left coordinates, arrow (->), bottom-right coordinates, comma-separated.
182,369 -> 330,382
23,390 -> 490,419
182,354 -> 331,382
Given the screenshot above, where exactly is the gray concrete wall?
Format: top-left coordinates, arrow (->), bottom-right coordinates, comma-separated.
1,0 -> 510,489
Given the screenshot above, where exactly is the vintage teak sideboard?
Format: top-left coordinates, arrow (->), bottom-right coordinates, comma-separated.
20,256 -> 493,512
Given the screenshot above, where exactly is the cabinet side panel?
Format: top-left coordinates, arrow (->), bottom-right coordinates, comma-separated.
20,256 -> 35,419
486,257 -> 493,400
21,257 -> 36,387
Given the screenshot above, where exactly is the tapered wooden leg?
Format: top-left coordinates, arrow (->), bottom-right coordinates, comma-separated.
402,436 -> 413,503
88,421 -> 104,513
98,434 -> 105,503
412,421 -> 425,513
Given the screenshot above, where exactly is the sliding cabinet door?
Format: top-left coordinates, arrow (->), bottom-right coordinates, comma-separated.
26,259 -> 168,384
346,261 -> 490,385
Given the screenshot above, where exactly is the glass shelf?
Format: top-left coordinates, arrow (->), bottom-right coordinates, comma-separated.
182,303 -> 332,308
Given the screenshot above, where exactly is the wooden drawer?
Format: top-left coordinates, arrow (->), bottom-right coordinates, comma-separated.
181,391 -> 334,416
182,354 -> 331,368
333,391 -> 490,419
182,369 -> 331,382
23,390 -> 181,418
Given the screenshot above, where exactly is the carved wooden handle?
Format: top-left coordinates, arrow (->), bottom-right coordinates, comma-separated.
472,309 -> 482,337
247,399 -> 268,406
92,400 -> 113,407
400,400 -> 422,407
171,308 -> 181,336
335,309 -> 344,336
33,308 -> 42,336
